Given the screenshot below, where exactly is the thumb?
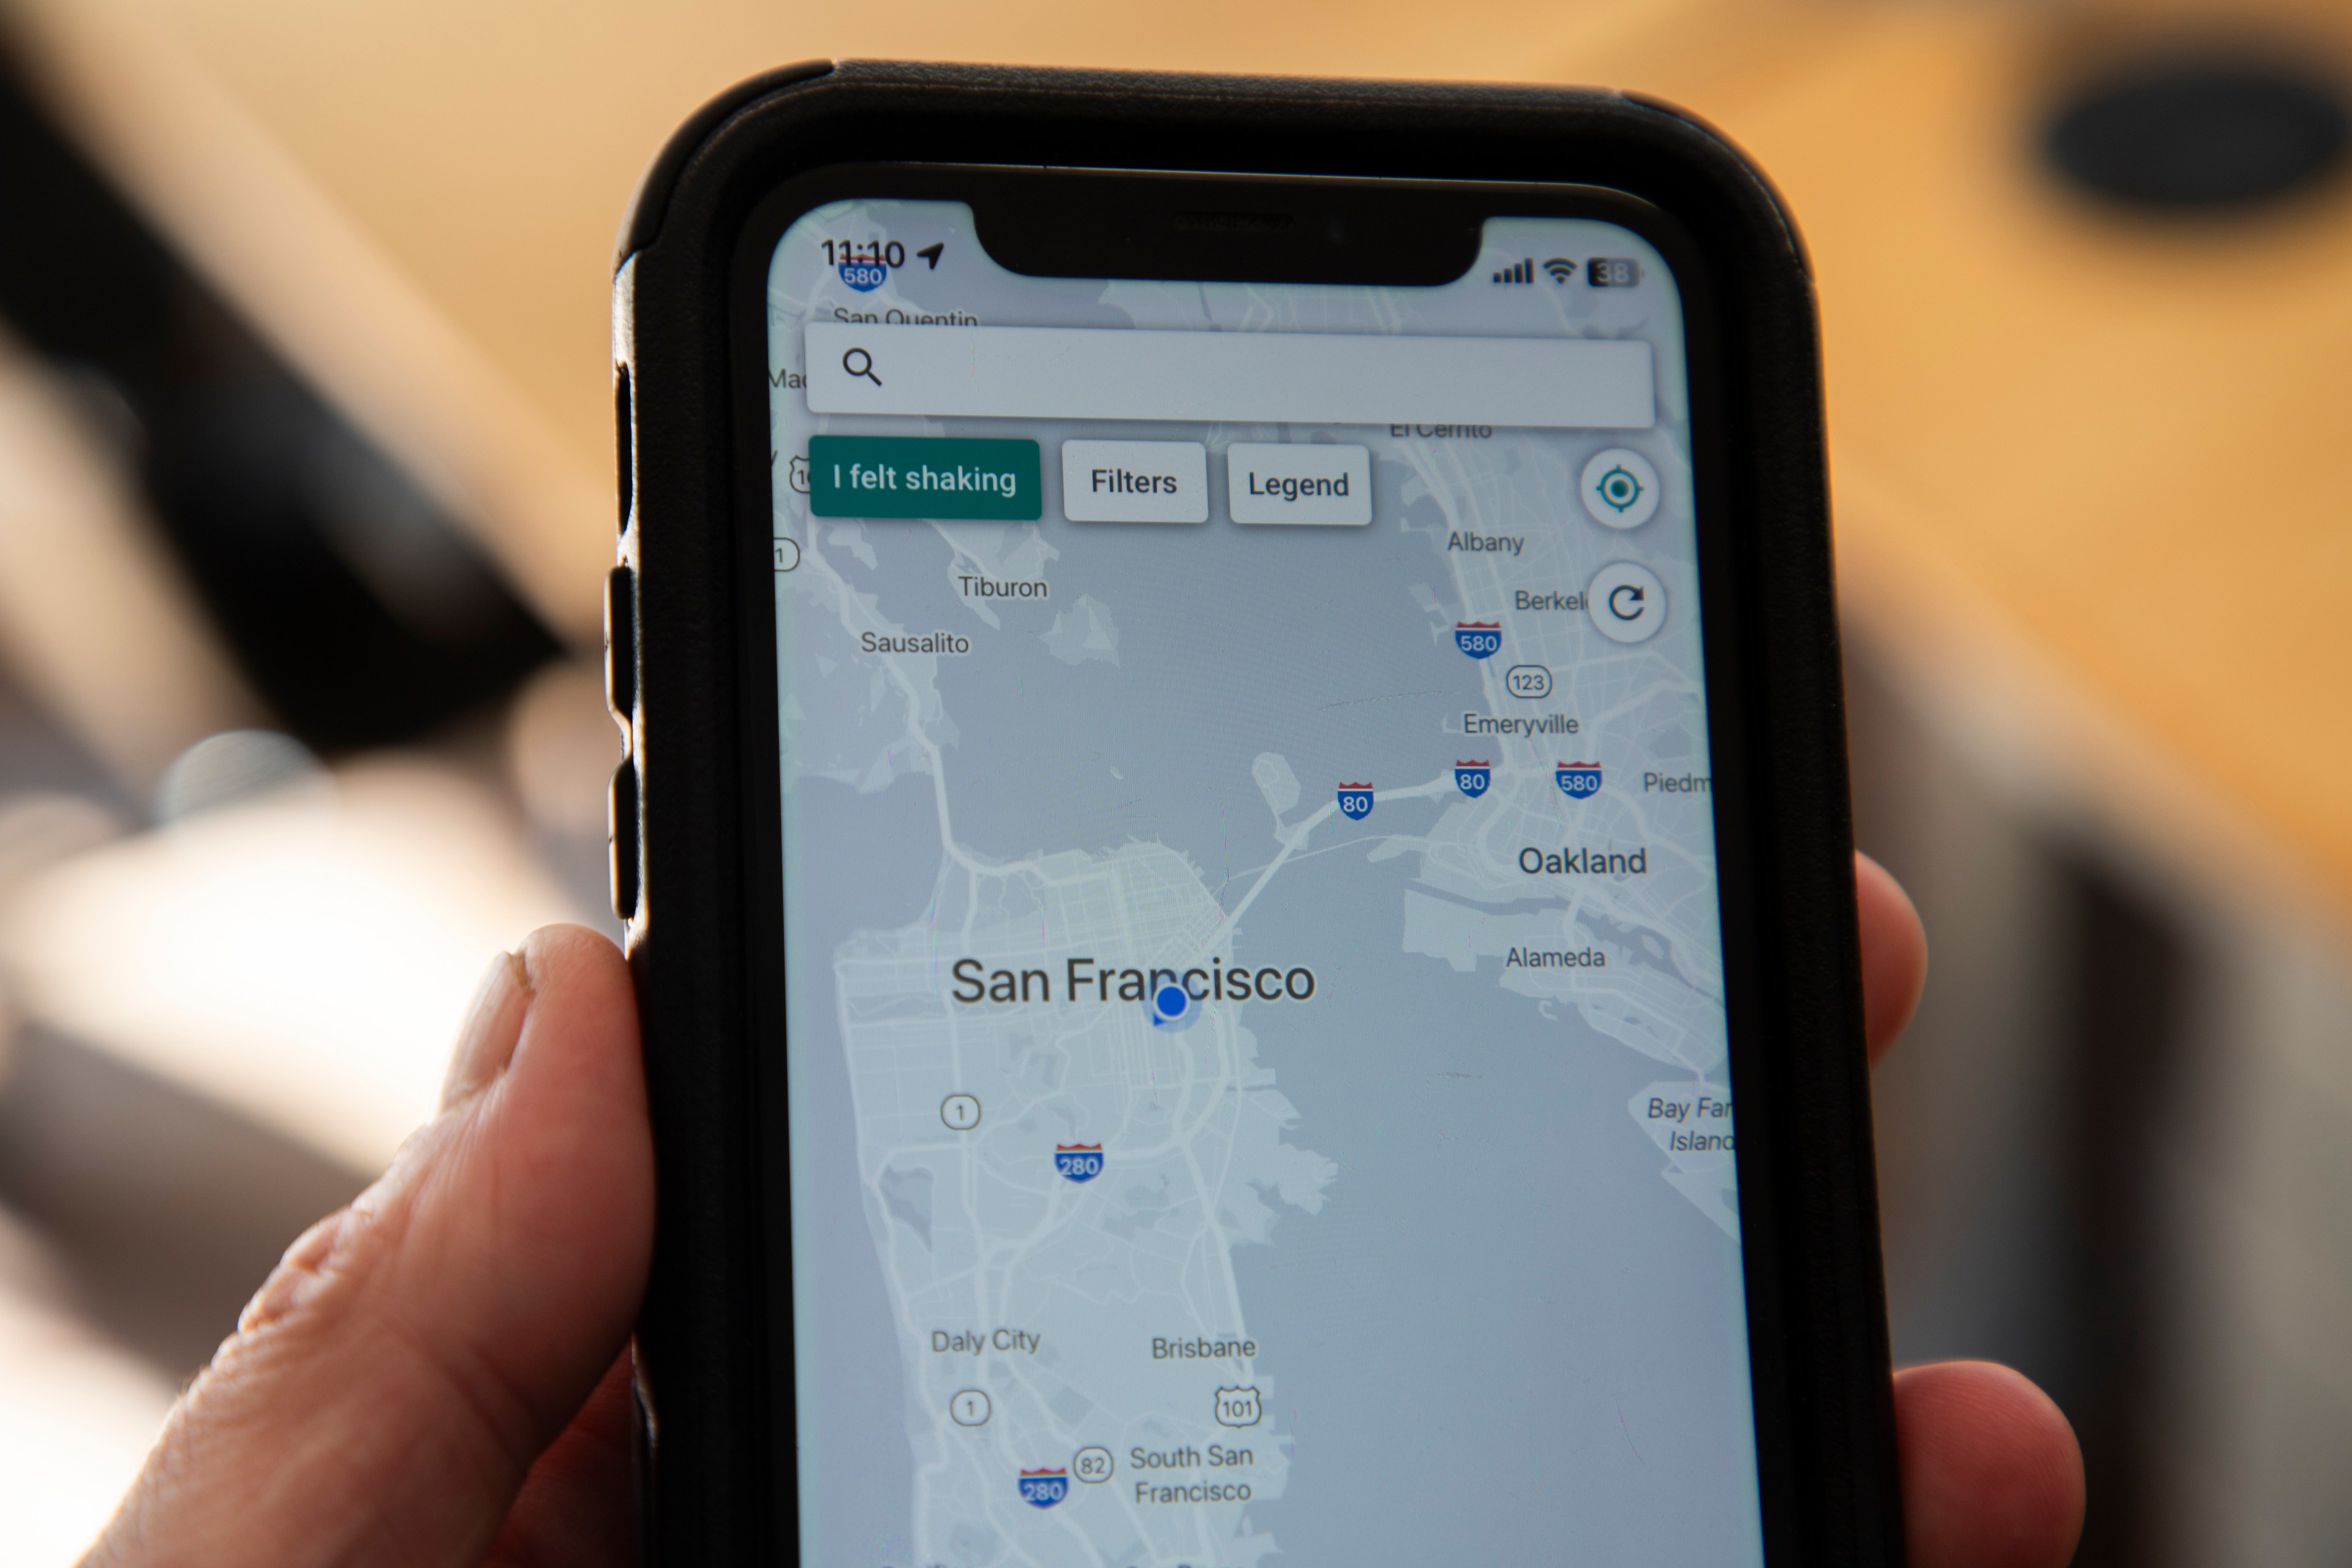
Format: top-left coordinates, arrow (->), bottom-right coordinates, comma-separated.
85,924 -> 653,1568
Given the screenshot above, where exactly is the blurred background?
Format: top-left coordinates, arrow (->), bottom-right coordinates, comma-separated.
2,0 -> 2351,1561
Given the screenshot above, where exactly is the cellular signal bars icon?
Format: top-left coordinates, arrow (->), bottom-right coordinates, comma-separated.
1491,257 -> 1534,284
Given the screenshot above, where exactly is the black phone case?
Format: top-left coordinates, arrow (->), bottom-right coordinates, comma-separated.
614,60 -> 1897,1567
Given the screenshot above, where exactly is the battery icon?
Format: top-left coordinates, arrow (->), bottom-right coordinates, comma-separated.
1586,257 -> 1641,288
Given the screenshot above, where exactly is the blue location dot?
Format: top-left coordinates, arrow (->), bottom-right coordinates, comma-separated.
1147,978 -> 1199,1031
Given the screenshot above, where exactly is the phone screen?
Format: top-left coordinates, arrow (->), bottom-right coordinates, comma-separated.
763,191 -> 1762,1567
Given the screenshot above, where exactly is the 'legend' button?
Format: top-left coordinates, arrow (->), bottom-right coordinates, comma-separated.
1227,443 -> 1371,526
1061,440 -> 1208,522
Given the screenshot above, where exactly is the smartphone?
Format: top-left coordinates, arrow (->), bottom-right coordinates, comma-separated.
615,62 -> 1896,1568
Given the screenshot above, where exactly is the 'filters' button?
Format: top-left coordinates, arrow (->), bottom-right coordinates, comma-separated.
1061,440 -> 1208,522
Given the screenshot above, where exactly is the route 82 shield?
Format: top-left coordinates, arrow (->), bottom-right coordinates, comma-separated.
1018,1468 -> 1069,1508
1454,621 -> 1502,659
1054,1144 -> 1104,1183
1454,762 -> 1491,799
1336,785 -> 1374,821
1556,761 -> 1603,798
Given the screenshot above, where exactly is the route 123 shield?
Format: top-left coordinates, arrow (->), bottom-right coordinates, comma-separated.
1336,785 -> 1374,821
1454,622 -> 1502,659
1054,1144 -> 1104,1182
1454,762 -> 1491,798
1019,1469 -> 1069,1508
1556,762 -> 1603,798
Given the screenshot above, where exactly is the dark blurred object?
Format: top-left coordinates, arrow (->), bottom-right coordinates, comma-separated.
0,40 -> 556,756
2054,857 -> 2188,1568
2045,50 -> 2351,210
1849,650 -> 2198,1568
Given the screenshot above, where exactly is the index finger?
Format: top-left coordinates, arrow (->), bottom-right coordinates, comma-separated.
1858,851 -> 1927,1063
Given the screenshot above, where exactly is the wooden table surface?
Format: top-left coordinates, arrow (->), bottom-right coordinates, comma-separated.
23,0 -> 2352,916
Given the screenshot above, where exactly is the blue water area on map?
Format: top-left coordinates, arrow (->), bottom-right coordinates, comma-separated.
1226,847 -> 1762,1567
874,471 -> 1484,892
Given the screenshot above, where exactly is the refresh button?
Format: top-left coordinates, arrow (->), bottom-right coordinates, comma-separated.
1586,562 -> 1666,644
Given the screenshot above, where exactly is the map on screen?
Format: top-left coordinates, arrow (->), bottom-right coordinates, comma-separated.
768,199 -> 1765,1568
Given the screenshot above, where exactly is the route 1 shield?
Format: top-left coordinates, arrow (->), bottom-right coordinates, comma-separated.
1336,785 -> 1374,821
1556,762 -> 1602,799
1054,1144 -> 1104,1183
1454,763 -> 1491,799
1454,622 -> 1502,659
1018,1469 -> 1069,1508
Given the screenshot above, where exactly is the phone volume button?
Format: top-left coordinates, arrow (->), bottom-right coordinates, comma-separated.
614,363 -> 633,534
606,565 -> 637,719
610,760 -> 641,921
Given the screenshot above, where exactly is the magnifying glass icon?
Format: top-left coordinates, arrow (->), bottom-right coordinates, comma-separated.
842,347 -> 881,386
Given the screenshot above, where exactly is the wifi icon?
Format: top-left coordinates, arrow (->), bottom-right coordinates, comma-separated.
1544,258 -> 1577,283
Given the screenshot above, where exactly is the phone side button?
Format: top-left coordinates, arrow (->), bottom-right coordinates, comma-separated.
606,565 -> 636,718
610,760 -> 641,920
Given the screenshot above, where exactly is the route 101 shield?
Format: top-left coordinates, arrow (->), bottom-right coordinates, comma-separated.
1018,1468 -> 1069,1508
1454,762 -> 1491,798
1054,1144 -> 1104,1183
1556,762 -> 1603,798
1454,621 -> 1502,659
1336,785 -> 1374,821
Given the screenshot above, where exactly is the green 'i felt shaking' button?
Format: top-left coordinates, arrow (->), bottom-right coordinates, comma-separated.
808,436 -> 1042,520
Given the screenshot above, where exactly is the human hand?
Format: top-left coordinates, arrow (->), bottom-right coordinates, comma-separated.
83,926 -> 652,1568
82,864 -> 2081,1568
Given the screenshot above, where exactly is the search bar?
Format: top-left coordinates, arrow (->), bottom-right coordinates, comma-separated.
804,323 -> 1654,429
